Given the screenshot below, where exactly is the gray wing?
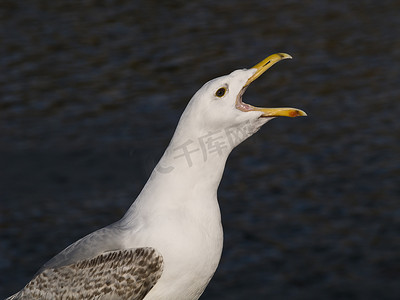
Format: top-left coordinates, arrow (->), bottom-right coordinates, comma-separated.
39,223 -> 127,272
8,247 -> 163,300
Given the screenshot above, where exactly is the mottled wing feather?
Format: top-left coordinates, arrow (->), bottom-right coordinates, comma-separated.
10,247 -> 163,300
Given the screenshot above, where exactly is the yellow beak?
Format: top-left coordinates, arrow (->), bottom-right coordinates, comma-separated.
245,53 -> 307,118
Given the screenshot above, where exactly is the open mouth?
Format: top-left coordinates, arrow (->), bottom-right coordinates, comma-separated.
235,53 -> 307,118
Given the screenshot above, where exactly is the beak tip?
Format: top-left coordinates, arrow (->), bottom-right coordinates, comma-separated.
292,109 -> 307,117
279,53 -> 293,60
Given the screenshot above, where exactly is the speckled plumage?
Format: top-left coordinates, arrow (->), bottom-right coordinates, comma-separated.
7,248 -> 163,300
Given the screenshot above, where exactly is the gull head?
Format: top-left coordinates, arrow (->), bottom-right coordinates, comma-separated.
177,53 -> 307,148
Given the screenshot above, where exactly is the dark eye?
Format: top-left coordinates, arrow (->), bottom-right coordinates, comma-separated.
215,87 -> 227,97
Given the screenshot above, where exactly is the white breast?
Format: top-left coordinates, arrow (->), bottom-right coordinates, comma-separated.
122,196 -> 223,300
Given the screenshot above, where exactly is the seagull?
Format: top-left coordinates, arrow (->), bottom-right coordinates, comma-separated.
7,53 -> 306,300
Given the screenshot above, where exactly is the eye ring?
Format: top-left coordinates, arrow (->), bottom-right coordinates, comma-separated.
215,87 -> 227,98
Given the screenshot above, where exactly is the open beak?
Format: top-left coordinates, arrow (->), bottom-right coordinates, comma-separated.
236,53 -> 307,118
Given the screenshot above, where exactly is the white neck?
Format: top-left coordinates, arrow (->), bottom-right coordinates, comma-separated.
122,114 -> 239,223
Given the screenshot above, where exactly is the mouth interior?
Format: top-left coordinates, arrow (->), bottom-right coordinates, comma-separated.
235,85 -> 253,112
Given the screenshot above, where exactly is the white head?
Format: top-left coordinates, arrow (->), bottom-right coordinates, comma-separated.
144,54 -> 307,200
173,53 -> 306,148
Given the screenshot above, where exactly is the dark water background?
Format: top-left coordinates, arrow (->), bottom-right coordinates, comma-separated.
1,0 -> 399,299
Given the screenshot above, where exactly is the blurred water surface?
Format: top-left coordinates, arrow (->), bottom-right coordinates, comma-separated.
1,0 -> 399,299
